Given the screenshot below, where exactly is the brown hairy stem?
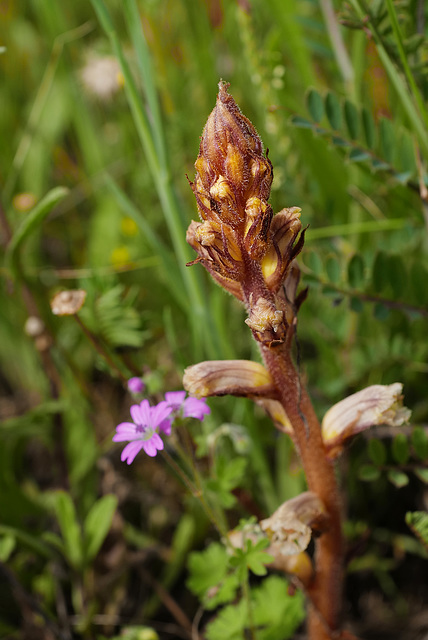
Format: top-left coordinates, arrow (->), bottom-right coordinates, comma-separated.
262,345 -> 344,639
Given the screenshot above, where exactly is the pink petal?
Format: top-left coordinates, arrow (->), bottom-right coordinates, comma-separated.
183,397 -> 211,420
158,418 -> 172,436
165,391 -> 186,408
151,401 -> 173,427
138,399 -> 152,426
130,404 -> 143,425
120,441 -> 144,464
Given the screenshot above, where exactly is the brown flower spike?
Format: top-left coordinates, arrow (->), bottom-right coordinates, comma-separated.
187,81 -> 304,345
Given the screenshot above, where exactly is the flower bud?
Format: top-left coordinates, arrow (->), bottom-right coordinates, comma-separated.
322,383 -> 411,459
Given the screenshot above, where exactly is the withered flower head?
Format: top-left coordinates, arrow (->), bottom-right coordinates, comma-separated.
322,383 -> 411,459
260,492 -> 328,556
187,81 -> 303,303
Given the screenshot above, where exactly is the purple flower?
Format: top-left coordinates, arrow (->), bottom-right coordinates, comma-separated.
165,391 -> 210,421
127,377 -> 145,394
113,399 -> 173,464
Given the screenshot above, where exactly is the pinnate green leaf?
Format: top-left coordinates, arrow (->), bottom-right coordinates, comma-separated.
411,426 -> 428,460
368,438 -> 387,466
388,469 -> 409,488
306,89 -> 324,122
325,92 -> 341,129
414,469 -> 428,484
392,433 -> 409,465
344,100 -> 359,139
359,464 -> 381,482
348,254 -> 365,288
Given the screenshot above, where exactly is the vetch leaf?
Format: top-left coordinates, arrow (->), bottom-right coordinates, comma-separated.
83,494 -> 118,564
326,256 -> 341,284
362,107 -> 376,148
348,254 -> 365,288
372,251 -> 390,293
332,136 -> 350,147
344,100 -> 359,139
349,148 -> 371,162
325,92 -> 341,129
371,158 -> 390,171
350,296 -> 363,313
410,263 -> 428,305
392,433 -> 409,465
411,426 -> 428,460
359,464 -> 381,482
373,303 -> 390,320
387,469 -> 409,488
290,115 -> 314,129
0,534 -> 16,562
388,255 -> 407,298
414,469 -> 428,484
306,89 -> 324,123
368,438 -> 387,466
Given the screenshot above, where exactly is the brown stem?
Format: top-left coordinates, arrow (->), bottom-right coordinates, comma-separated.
261,345 -> 344,639
240,258 -> 344,638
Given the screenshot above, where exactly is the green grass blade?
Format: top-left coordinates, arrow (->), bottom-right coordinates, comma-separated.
6,186 -> 69,278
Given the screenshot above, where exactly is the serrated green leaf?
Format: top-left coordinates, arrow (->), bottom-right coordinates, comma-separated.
349,148 -> 371,162
392,433 -> 409,465
306,89 -> 324,122
205,601 -> 247,640
53,491 -> 83,569
411,427 -> 428,460
359,464 -> 381,482
361,108 -> 376,148
414,469 -> 428,484
379,117 -> 395,164
387,469 -> 409,488
252,575 -> 305,636
344,100 -> 359,139
326,256 -> 341,284
348,254 -> 365,288
325,92 -> 341,129
187,543 -> 229,598
290,115 -> 314,129
83,495 -> 118,564
368,438 -> 387,466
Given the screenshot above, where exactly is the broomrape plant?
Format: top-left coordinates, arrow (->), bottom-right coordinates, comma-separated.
182,82 -> 411,640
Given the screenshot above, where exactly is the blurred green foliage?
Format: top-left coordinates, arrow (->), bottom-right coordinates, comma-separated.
1,0 -> 428,638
